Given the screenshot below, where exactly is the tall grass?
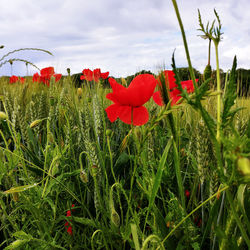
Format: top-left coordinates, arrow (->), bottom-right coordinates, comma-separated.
0,71 -> 249,249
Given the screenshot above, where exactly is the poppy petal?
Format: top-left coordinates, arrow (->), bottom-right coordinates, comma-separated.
101,72 -> 109,79
106,93 -> 119,103
93,68 -> 101,82
164,70 -> 176,90
32,73 -> 40,82
170,89 -> 181,105
131,106 -> 149,126
180,79 -> 198,93
117,106 -> 149,126
40,67 -> 55,77
105,103 -> 120,122
124,74 -> 157,106
82,69 -> 93,81
54,74 -> 62,82
108,78 -> 127,93
67,226 -> 73,235
153,91 -> 164,106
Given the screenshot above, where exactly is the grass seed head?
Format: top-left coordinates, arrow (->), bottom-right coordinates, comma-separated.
80,170 -> 88,183
30,119 -> 43,128
77,88 -> 83,99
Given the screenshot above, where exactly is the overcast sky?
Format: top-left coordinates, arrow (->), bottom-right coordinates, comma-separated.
0,0 -> 249,77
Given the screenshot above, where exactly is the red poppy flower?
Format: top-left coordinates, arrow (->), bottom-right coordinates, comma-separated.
32,72 -> 40,82
101,71 -> 109,79
40,67 -> 55,86
81,69 -> 93,81
65,223 -> 73,235
9,75 -> 19,84
185,190 -> 190,199
162,70 -> 177,90
80,68 -> 109,82
65,204 -> 75,236
153,70 -> 197,106
105,74 -> 157,126
54,73 -> 62,82
20,77 -> 26,84
32,67 -> 62,86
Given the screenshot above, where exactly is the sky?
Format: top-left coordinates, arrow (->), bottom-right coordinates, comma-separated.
0,0 -> 249,77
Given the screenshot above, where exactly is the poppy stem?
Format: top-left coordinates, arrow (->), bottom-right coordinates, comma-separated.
131,107 -> 134,128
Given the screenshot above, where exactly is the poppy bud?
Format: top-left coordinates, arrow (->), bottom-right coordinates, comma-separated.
0,45 -> 4,49
0,111 -> 7,120
106,129 -> 112,137
203,64 -> 212,81
9,60 -> 13,65
67,68 -> 71,76
237,157 -> 250,177
111,208 -> 120,227
80,170 -> 88,183
185,190 -> 190,199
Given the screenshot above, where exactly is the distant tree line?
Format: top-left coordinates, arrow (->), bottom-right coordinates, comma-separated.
1,67 -> 249,96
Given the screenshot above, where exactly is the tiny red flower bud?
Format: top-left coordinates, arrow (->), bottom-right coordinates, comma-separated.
185,190 -> 190,199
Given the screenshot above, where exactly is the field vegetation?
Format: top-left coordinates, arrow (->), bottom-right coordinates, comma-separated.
0,1 -> 249,249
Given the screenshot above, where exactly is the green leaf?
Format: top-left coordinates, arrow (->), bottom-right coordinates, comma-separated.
4,183 -> 38,194
4,239 -> 29,250
222,56 -> 237,128
237,184 -> 246,213
148,138 -> 172,211
12,231 -> 33,240
237,184 -> 250,232
72,217 -> 96,228
131,224 -> 140,250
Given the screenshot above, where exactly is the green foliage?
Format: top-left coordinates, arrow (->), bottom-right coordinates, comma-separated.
222,56 -> 238,128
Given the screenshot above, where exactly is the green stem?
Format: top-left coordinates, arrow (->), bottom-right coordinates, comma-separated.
208,39 -> 211,65
226,189 -> 250,248
173,140 -> 185,210
215,43 -> 221,141
107,135 -> 116,183
171,0 -> 197,90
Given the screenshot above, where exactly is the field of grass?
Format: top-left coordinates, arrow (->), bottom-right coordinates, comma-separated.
0,69 -> 249,249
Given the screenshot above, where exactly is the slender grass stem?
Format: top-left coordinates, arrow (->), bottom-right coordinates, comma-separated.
215,44 -> 222,141
160,185 -> 229,246
171,0 -> 198,90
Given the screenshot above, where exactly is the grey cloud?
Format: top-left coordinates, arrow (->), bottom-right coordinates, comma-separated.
0,0 -> 249,77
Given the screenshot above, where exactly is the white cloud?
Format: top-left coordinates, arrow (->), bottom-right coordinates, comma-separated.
0,0 -> 249,77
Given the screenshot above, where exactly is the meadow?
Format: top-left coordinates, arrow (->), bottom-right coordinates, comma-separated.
0,2 -> 250,250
